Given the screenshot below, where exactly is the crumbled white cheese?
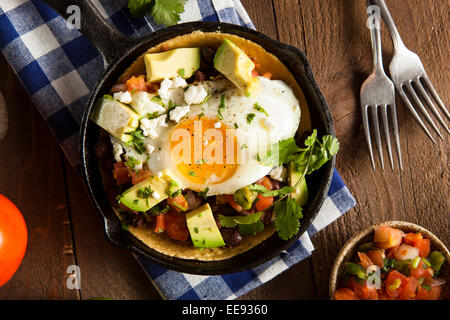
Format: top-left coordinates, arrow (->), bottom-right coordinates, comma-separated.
214,121 -> 222,129
264,118 -> 275,130
269,166 -> 287,181
158,78 -> 173,101
113,91 -> 132,104
171,76 -> 188,88
169,105 -> 190,123
156,171 -> 163,178
152,191 -> 161,200
146,143 -> 155,154
110,137 -> 124,162
130,91 -> 165,115
140,114 -> 168,138
184,85 -> 208,105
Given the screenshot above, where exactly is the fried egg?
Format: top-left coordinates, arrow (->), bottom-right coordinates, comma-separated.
119,76 -> 301,195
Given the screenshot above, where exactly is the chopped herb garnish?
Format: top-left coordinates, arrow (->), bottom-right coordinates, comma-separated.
167,99 -> 177,113
253,103 -> 268,116
188,171 -> 197,176
151,95 -> 165,106
167,180 -> 181,198
218,94 -> 226,120
133,199 -> 139,205
234,123 -> 238,129
178,68 -> 185,77
124,128 -> 146,154
197,112 -> 205,119
197,187 -> 209,200
124,156 -> 141,171
194,227 -> 199,233
195,158 -> 205,164
240,144 -> 248,150
147,111 -> 159,119
183,86 -> 190,92
201,94 -> 211,104
247,113 -> 256,124
137,186 -> 153,199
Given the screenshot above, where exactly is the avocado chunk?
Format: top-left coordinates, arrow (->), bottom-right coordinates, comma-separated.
213,39 -> 259,96
186,203 -> 225,248
233,186 -> 257,210
91,95 -> 140,143
144,48 -> 201,82
119,169 -> 181,212
429,251 -> 445,273
288,162 -> 308,206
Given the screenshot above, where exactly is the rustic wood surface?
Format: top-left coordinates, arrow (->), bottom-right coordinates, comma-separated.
0,0 -> 448,300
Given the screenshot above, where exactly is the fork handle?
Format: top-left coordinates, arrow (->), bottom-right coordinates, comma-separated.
373,0 -> 406,49
366,2 -> 384,73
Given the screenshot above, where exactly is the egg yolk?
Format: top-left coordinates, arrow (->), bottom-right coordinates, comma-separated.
169,117 -> 238,185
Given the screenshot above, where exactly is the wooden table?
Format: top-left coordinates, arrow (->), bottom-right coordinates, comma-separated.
0,0 -> 448,300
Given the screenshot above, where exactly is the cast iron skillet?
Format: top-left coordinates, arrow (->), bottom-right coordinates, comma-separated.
45,0 -> 335,275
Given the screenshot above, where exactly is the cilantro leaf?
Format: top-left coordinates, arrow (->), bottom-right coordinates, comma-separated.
246,113 -> 256,124
239,221 -> 264,236
249,184 -> 293,197
128,0 -> 154,19
274,198 -> 303,241
197,187 -> 209,200
151,0 -> 186,26
218,212 -> 263,228
259,138 -> 301,166
253,103 -> 268,116
218,94 -> 226,120
124,156 -> 141,171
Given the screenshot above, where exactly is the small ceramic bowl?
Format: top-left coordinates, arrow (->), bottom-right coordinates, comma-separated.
329,221 -> 450,300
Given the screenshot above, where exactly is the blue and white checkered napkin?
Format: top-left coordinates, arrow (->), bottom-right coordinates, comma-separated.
0,0 -> 356,300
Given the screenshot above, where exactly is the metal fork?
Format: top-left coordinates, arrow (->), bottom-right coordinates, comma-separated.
361,2 -> 402,170
374,0 -> 449,143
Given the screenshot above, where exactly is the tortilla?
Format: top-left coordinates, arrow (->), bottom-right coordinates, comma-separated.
107,31 -> 311,261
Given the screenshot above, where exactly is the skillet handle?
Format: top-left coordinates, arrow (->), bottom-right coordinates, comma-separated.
43,0 -> 137,68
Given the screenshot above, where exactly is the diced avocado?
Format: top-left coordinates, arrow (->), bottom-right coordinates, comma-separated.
144,48 -> 201,82
429,251 -> 445,273
233,186 -> 257,210
288,162 -> 308,206
119,169 -> 181,212
213,39 -> 259,96
186,203 -> 225,248
91,94 -> 140,143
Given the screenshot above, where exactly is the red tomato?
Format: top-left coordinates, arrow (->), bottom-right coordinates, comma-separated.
0,194 -> 28,287
113,162 -> 131,185
374,226 -> 404,249
416,285 -> 442,300
409,260 -> 433,279
366,250 -> 385,268
125,76 -> 147,92
415,238 -> 430,258
164,211 -> 189,242
357,252 -> 374,269
167,194 -> 189,212
256,176 -> 273,190
384,270 -> 408,299
225,194 -> 243,213
334,288 -> 356,300
255,195 -> 273,212
262,72 -> 273,80
154,214 -> 165,233
404,232 -> 423,245
348,278 -> 379,300
399,277 -> 419,300
130,169 -> 151,185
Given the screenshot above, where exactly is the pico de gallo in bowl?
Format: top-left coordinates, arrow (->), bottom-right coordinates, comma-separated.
330,222 -> 449,300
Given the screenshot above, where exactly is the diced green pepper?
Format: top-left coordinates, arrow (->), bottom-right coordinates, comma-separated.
429,251 -> 445,273
344,262 -> 367,280
358,242 -> 375,253
394,259 -> 411,276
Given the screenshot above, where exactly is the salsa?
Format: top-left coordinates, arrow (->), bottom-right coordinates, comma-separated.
335,226 -> 446,300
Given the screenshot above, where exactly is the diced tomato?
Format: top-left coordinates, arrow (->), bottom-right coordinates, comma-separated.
113,162 -> 131,185
125,76 -> 147,93
404,232 -> 423,245
366,250 -> 385,268
416,284 -> 442,300
348,278 -> 379,300
252,69 -> 259,77
410,260 -> 433,279
262,72 -> 272,80
167,194 -> 189,212
399,277 -> 419,300
130,169 -> 151,184
384,270 -> 408,299
374,226 -> 404,249
256,176 -> 273,190
154,214 -> 165,233
358,252 -> 374,269
334,288 -> 356,300
255,195 -> 274,212
164,210 -> 189,241
378,291 -> 392,300
225,194 -> 243,212
415,238 -> 430,258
